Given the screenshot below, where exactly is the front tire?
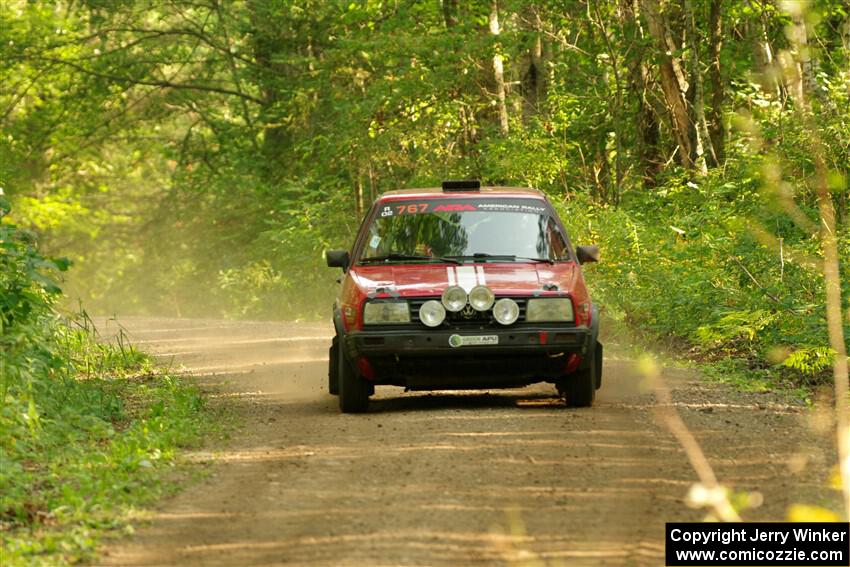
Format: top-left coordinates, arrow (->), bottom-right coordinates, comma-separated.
339,350 -> 370,413
558,342 -> 601,407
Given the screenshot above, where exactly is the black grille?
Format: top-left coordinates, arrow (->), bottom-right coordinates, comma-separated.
409,297 -> 528,328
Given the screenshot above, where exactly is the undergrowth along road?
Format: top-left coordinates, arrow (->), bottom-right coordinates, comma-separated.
1,341 -> 218,567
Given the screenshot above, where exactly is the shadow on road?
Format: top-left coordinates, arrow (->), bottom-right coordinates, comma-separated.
369,391 -> 567,413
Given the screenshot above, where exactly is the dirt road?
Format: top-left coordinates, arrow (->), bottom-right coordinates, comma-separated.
95,318 -> 837,566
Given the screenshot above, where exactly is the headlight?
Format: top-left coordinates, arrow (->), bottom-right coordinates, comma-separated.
493,298 -> 519,325
418,300 -> 446,327
526,298 -> 575,322
441,286 -> 467,312
363,301 -> 410,324
468,285 -> 495,311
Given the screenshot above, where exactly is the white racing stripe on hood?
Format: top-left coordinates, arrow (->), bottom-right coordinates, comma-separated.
455,266 -> 478,292
446,266 -> 456,286
475,266 -> 487,286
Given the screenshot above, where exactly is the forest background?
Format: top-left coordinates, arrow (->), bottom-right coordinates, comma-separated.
2,0 -> 850,389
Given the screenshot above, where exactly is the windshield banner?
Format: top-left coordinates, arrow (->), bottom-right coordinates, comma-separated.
377,199 -> 549,218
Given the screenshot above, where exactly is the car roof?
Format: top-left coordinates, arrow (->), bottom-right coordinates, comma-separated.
378,186 -> 546,201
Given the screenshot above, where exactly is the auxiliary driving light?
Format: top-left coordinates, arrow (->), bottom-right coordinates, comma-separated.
493,298 -> 520,325
419,300 -> 446,327
441,286 -> 468,312
468,285 -> 495,311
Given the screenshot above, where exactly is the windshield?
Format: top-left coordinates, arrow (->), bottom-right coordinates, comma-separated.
358,198 -> 571,264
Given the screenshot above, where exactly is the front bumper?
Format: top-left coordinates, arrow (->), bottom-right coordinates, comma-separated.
341,325 -> 592,388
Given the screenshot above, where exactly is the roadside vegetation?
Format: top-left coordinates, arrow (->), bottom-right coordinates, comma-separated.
560,148 -> 849,396
1,197 -> 212,565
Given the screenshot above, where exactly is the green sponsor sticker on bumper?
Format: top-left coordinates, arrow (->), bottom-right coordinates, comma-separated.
448,334 -> 499,348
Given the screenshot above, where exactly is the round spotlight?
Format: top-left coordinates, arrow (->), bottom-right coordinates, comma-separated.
419,300 -> 446,327
493,298 -> 520,325
468,285 -> 495,312
441,286 -> 468,312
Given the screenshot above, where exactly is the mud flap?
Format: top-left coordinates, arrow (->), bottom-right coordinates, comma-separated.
329,336 -> 340,395
594,341 -> 603,390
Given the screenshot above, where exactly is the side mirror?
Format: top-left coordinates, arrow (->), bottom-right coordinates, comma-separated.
326,250 -> 351,270
575,245 -> 599,264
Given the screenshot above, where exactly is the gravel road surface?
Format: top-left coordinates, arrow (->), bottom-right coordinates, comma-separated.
93,318 -> 838,566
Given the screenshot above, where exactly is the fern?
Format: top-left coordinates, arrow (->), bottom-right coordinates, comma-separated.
781,346 -> 836,376
695,310 -> 780,346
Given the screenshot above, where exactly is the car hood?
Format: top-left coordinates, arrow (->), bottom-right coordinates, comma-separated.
350,262 -> 577,296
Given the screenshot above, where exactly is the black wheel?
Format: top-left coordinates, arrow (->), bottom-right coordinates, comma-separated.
328,337 -> 340,396
339,350 -> 370,413
557,343 -> 600,407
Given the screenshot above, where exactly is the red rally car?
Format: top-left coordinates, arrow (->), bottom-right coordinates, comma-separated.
326,180 -> 602,413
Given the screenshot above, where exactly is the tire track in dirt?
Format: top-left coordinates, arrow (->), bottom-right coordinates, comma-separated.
93,318 -> 838,566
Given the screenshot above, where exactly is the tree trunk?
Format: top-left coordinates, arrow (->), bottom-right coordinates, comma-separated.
623,0 -> 662,186
520,5 -> 546,122
355,176 -> 364,221
592,2 -> 624,203
787,17 -> 850,516
490,0 -> 509,135
684,0 -> 711,173
249,6 -> 290,170
784,7 -> 818,106
707,0 -> 725,163
641,0 -> 693,169
843,14 -> 850,51
753,5 -> 782,99
442,0 -> 458,28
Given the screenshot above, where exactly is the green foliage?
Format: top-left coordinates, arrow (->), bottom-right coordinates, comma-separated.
1,0 -> 847,386
781,346 -> 836,377
695,310 -> 781,347
1,196 -> 69,419
555,146 -> 848,387
1,208 -> 212,565
0,362 -> 209,566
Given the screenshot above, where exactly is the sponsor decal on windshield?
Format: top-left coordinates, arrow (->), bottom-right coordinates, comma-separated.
433,204 -> 476,212
477,203 -> 547,214
377,199 -> 548,218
